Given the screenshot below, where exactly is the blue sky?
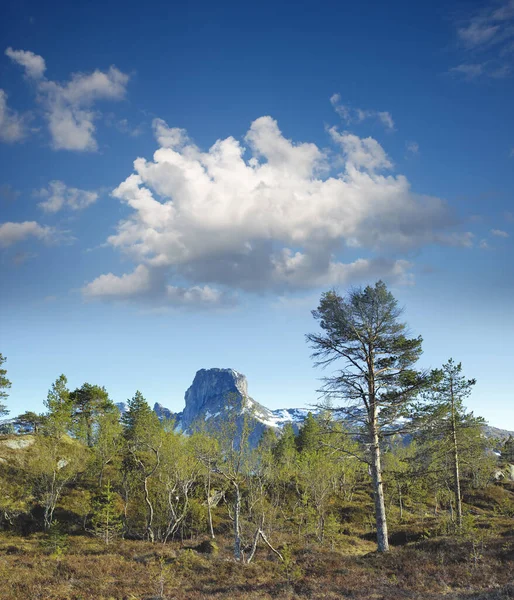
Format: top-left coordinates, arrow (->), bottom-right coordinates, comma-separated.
1,0 -> 513,428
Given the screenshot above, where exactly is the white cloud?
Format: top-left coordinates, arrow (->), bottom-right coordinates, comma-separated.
83,116 -> 467,307
6,48 -> 129,151
449,61 -> 511,80
449,63 -> 485,80
35,180 -> 98,213
457,1 -> 514,49
330,93 -> 395,131
5,47 -> 46,79
83,263 -> 231,308
491,228 -> 509,237
406,141 -> 420,155
0,90 -> 29,142
479,239 -> 490,250
152,118 -> 189,148
453,1 -> 514,78
329,128 -> 392,171
82,264 -> 152,298
0,221 -> 53,247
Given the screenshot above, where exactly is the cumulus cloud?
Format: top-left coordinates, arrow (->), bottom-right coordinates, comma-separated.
35,180 -> 99,213
6,48 -> 129,151
83,116 -> 468,308
5,47 -> 46,79
330,94 -> 395,131
83,264 -> 232,308
0,221 -> 53,247
0,90 -> 29,142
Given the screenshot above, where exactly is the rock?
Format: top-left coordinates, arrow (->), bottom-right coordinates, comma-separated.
181,368 -> 249,430
179,368 -> 280,447
0,436 -> 35,449
153,403 -> 176,422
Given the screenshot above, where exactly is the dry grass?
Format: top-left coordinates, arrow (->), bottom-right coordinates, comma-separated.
1,526 -> 513,600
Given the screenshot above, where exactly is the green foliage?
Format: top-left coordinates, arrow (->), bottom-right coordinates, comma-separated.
40,520 -> 69,556
296,412 -> 321,453
44,375 -> 73,437
279,544 -> 303,586
15,411 -> 45,433
90,480 -> 123,544
0,353 -> 12,417
70,383 -> 114,447
501,436 -> 514,463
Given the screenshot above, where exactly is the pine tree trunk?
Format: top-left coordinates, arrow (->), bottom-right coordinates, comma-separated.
370,423 -> 389,552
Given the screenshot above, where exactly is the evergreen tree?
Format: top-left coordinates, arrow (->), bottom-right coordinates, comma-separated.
70,383 -> 113,447
414,359 -> 482,529
90,480 -> 123,545
273,422 -> 297,465
296,412 -> 321,453
122,390 -> 159,439
0,353 -> 12,417
15,411 -> 45,434
44,375 -> 73,436
121,391 -> 162,542
307,281 -> 435,552
502,436 -> 514,463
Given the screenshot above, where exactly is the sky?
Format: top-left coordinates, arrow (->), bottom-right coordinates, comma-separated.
0,0 -> 513,429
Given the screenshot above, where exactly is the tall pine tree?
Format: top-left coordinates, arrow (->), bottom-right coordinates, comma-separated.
307,281 -> 435,552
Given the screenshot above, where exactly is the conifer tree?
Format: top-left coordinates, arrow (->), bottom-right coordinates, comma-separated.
121,391 -> 162,542
70,383 -> 113,447
296,412 -> 321,453
0,353 -> 12,417
44,375 -> 73,436
91,480 -> 123,545
307,281 -> 435,552
414,359 -> 483,529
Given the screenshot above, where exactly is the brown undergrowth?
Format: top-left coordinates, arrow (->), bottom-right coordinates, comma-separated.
0,524 -> 512,600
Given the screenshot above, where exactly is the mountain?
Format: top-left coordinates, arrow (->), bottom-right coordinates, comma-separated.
177,368 -> 311,446
4,368 -> 513,444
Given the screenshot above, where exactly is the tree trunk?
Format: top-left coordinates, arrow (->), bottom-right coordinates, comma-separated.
143,476 -> 155,543
370,422 -> 389,552
207,469 -> 215,539
233,481 -> 242,561
450,384 -> 463,528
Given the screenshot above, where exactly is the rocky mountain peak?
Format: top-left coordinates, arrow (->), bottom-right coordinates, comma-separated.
181,368 -> 250,430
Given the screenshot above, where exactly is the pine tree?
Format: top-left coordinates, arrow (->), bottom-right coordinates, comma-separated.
91,480 -> 123,545
307,282 -> 435,552
121,391 -> 162,542
273,422 -> 297,464
0,353 -> 12,417
502,436 -> 514,463
296,412 -> 321,453
70,383 -> 113,447
44,375 -> 73,437
413,359 -> 483,529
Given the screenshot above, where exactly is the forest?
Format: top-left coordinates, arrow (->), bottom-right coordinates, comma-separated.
0,283 -> 513,600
